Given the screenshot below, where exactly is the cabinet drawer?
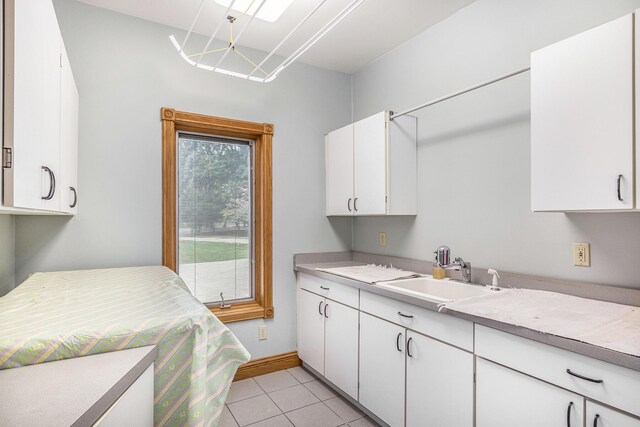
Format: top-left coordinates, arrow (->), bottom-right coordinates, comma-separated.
298,273 -> 359,308
476,325 -> 640,417
360,290 -> 473,351
586,401 -> 640,427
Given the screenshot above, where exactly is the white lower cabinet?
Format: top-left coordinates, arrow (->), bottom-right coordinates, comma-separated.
406,331 -> 473,427
297,288 -> 359,399
476,358 -> 584,427
297,289 -> 325,374
324,300 -> 359,399
359,312 -> 406,427
298,274 -> 640,427
586,402 -> 640,427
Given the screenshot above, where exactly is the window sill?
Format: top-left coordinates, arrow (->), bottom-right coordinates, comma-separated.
209,301 -> 274,323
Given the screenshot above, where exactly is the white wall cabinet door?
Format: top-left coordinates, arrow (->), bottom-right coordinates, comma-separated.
3,0 -> 79,214
476,358 -> 584,427
297,289 -> 325,375
406,331 -> 473,427
60,42 -> 79,214
353,112 -> 386,215
531,13 -> 634,211
359,312 -> 405,427
325,124 -> 353,216
4,0 -> 62,211
324,300 -> 359,400
586,402 -> 640,427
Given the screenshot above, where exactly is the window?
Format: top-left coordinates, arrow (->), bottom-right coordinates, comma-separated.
161,108 -> 273,323
178,134 -> 253,304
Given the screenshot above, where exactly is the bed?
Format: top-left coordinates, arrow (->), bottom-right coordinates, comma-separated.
0,266 -> 250,427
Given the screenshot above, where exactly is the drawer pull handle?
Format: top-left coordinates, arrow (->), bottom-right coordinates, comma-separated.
617,174 -> 623,201
320,286 -> 330,291
354,197 -> 358,211
593,414 -> 600,427
347,198 -> 352,212
318,301 -> 323,316
396,333 -> 402,352
398,311 -> 414,319
42,166 -> 56,200
324,303 -> 329,318
567,402 -> 574,427
566,369 -> 603,383
70,187 -> 78,208
406,337 -> 413,358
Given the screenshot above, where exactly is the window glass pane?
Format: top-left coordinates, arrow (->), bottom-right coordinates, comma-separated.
177,134 -> 252,305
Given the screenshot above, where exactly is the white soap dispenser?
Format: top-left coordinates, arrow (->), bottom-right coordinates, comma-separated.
487,269 -> 500,291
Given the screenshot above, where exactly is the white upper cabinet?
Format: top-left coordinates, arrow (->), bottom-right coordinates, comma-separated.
325,123 -> 354,215
531,13 -> 635,211
2,0 -> 79,214
60,42 -> 79,214
353,112 -> 386,215
325,111 -> 417,216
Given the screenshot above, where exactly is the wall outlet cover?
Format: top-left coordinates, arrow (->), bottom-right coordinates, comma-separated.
258,325 -> 268,340
378,232 -> 386,246
573,243 -> 590,267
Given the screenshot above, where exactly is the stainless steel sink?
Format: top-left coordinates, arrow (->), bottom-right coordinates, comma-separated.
376,276 -> 492,303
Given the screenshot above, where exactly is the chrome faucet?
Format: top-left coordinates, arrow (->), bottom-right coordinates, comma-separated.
442,256 -> 472,283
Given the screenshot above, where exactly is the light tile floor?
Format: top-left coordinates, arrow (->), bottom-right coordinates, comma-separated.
221,367 -> 380,427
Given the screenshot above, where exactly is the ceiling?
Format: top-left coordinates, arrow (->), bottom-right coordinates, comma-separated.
76,0 -> 475,74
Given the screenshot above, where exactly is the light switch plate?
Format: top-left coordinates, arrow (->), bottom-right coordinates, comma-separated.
573,243 -> 590,267
378,232 -> 386,246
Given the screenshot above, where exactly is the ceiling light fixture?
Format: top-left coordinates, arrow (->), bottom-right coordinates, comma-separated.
169,0 -> 366,83
214,0 -> 294,23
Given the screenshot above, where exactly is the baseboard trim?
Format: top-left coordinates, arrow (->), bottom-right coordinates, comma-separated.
234,351 -> 301,381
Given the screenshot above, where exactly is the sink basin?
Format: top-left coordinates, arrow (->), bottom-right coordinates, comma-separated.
376,276 -> 492,303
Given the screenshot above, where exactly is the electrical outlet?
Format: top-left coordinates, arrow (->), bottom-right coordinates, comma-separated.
379,232 -> 386,246
573,243 -> 591,267
258,325 -> 267,340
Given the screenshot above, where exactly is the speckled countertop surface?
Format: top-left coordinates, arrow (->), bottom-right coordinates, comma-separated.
0,346 -> 157,427
295,256 -> 640,372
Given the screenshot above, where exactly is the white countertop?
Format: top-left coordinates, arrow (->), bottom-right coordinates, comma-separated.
0,346 -> 157,427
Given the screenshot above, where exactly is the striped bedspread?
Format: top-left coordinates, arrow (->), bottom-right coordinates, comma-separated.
0,266 -> 250,427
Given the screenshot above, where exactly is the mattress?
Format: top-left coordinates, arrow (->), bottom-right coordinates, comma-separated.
0,266 -> 251,427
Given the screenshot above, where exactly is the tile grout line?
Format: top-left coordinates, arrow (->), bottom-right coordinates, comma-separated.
225,403 -> 242,427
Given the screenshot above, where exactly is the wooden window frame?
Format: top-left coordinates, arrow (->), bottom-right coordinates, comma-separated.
161,108 -> 274,323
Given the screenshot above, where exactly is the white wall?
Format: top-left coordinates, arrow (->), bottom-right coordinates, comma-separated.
14,0 -> 352,359
0,216 -> 15,296
352,0 -> 640,288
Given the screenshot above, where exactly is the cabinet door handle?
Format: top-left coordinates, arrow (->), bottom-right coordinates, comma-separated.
347,198 -> 352,212
320,286 -> 330,291
42,166 -> 56,200
324,303 -> 329,318
566,369 -> 603,383
398,311 -> 414,319
593,414 -> 600,427
318,301 -> 323,316
567,401 -> 574,427
70,187 -> 77,208
617,174 -> 623,201
406,337 -> 413,357
353,197 -> 358,211
396,332 -> 402,352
